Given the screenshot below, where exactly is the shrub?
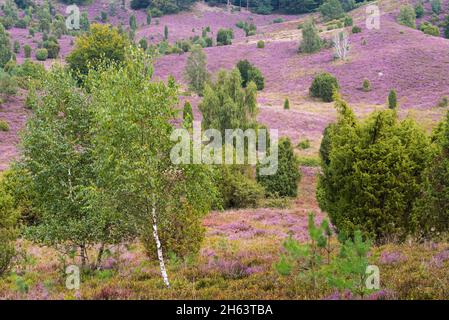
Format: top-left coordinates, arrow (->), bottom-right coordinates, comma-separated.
352,25 -> 361,33
420,22 -> 440,36
437,96 -> 449,108
35,48 -> 48,61
415,2 -> 424,18
182,100 -> 193,128
397,5 -> 416,29
257,40 -> 265,48
24,45 -> 31,58
431,0 -> 441,15
300,19 -> 322,54
0,119 -> 10,131
236,59 -> 265,91
216,28 -> 233,46
297,139 -> 311,150
284,98 -> 290,110
317,97 -> 430,242
0,175 -> 18,276
67,24 -> 129,80
273,17 -> 284,24
362,79 -> 371,92
344,15 -> 353,27
0,72 -> 18,98
0,24 -> 12,68
412,111 -> 449,238
13,41 -> 20,54
130,0 -> 150,10
257,137 -> 301,197
319,0 -> 345,21
164,25 -> 168,40
309,72 -> 339,102
44,40 -> 60,59
388,89 -> 398,109
139,38 -> 148,51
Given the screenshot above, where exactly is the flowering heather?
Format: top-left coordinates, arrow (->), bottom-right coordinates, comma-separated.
379,251 -> 407,265
429,249 -> 449,268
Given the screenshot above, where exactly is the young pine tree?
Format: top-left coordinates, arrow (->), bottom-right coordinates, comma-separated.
184,45 -> 209,96
300,18 -> 322,54
388,89 -> 398,109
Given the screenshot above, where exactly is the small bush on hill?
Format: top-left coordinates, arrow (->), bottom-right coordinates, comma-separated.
309,72 -> 339,102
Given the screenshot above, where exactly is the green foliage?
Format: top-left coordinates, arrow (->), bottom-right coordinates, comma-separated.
236,59 -> 265,91
309,72 -> 339,102
283,98 -> 290,110
317,97 -> 431,242
182,100 -> 193,128
297,139 -> 310,150
0,23 -> 12,68
351,25 -> 361,33
216,28 -> 233,46
43,39 -> 60,59
216,165 -> 264,209
131,0 -> 151,10
35,48 -> 48,61
300,19 -> 322,54
0,72 -> 18,98
87,48 -> 216,265
257,40 -> 265,48
419,22 -> 440,36
388,89 -> 398,109
139,38 -> 148,51
0,173 -> 19,276
199,68 -> 258,137
66,24 -> 129,81
0,119 -> 9,131
343,15 -> 353,27
23,45 -> 31,58
164,25 -> 169,40
431,0 -> 441,15
184,45 -> 209,96
257,137 -> 301,197
412,111 -> 449,238
415,2 -> 424,18
362,79 -> 371,92
21,67 -> 133,268
397,5 -> 416,29
319,0 -> 345,21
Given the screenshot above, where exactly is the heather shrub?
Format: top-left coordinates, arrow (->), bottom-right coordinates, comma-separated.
257,40 -> 265,48
236,60 -> 264,91
257,137 -> 301,198
309,72 -> 339,102
397,5 -> 416,29
35,48 -> 48,61
317,97 -> 431,242
300,19 -> 323,54
388,89 -> 398,109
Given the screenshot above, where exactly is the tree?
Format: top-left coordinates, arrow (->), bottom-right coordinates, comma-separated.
300,18 -> 322,54
129,15 -> 137,31
131,0 -> 151,10
183,100 -> 193,128
284,98 -> 290,110
199,68 -> 258,136
317,96 -> 431,242
431,0 -> 441,15
319,0 -> 345,21
87,49 -> 216,286
0,173 -> 18,276
184,45 -> 209,96
257,137 -> 301,197
66,24 -> 129,80
236,59 -> 265,91
388,89 -> 397,109
164,25 -> 169,40
415,2 -> 424,18
333,31 -> 349,61
21,67 -> 132,269
216,28 -> 233,46
412,111 -> 449,238
397,5 -> 416,29
0,24 -> 12,68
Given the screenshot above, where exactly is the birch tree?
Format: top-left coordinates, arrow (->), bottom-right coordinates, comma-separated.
333,31 -> 349,61
88,49 -> 216,287
184,45 -> 209,96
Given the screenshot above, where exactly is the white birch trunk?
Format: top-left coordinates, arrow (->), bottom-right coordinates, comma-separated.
152,196 -> 170,288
